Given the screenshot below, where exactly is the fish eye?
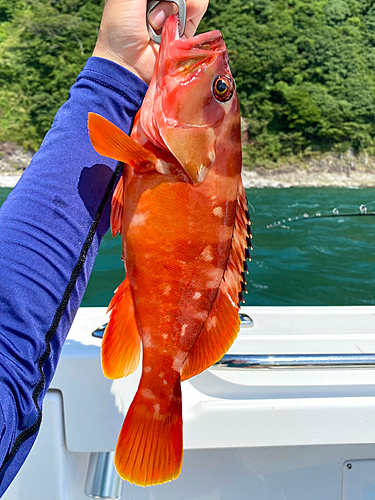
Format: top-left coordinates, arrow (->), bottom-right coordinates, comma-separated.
213,76 -> 234,102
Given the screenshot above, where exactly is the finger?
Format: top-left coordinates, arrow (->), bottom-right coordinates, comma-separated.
185,0 -> 209,37
148,1 -> 178,31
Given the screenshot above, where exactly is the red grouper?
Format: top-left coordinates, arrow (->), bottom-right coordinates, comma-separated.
88,14 -> 252,487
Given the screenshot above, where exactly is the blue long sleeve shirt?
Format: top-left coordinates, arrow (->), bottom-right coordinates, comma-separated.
0,56 -> 147,496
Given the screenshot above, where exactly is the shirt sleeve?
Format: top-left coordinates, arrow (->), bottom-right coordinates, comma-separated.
0,56 -> 148,495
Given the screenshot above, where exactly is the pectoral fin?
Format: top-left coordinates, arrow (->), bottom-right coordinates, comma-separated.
88,113 -> 157,173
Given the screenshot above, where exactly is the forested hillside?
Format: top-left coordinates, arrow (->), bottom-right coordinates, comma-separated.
0,0 -> 103,150
1,0 -> 375,167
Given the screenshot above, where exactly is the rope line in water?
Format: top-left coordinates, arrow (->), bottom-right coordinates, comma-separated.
267,204 -> 375,229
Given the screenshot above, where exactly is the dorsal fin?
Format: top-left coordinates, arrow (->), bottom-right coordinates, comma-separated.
180,180 -> 251,381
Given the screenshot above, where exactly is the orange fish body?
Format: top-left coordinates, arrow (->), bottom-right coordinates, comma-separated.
88,15 -> 250,487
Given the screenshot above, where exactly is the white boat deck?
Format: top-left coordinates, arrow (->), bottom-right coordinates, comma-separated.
3,306 -> 375,500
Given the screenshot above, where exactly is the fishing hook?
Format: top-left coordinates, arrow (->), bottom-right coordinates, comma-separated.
147,0 -> 186,44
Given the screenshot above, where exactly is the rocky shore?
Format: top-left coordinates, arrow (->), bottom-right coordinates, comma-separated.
242,166 -> 375,188
242,149 -> 375,188
1,143 -> 375,189
0,143 -> 32,188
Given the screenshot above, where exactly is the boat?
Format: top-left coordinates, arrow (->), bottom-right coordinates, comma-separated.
3,305 -> 375,499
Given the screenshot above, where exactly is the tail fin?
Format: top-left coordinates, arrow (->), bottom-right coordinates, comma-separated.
115,376 -> 183,486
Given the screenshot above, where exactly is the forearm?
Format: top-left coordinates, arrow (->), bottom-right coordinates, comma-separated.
0,56 -> 147,495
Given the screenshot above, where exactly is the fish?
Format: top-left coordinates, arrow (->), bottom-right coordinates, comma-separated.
88,14 -> 251,487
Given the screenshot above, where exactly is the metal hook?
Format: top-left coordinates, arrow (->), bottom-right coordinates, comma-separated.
147,0 -> 186,44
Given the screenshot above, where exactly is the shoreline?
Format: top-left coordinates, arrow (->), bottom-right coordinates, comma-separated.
1,169 -> 375,189
2,139 -> 375,189
241,168 -> 375,188
0,173 -> 24,188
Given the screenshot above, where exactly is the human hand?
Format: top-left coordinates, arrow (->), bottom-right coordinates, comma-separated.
93,0 -> 209,84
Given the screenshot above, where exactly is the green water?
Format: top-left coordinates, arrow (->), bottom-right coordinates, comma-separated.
1,187 -> 374,307
84,187 -> 375,307
243,187 -> 375,306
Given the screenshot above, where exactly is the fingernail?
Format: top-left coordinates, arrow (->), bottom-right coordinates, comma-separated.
148,9 -> 168,30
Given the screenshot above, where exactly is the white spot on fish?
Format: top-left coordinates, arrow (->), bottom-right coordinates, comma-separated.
141,388 -> 155,399
142,330 -> 153,348
181,324 -> 188,336
159,372 -> 164,378
132,212 -> 148,226
163,380 -> 168,385
201,246 -> 213,262
162,333 -> 168,339
193,292 -> 201,300
195,311 -> 207,321
173,350 -> 188,371
207,316 -> 218,329
154,404 -> 160,416
218,229 -> 232,242
163,284 -> 172,295
144,366 -> 151,373
212,206 -> 224,218
205,267 -> 224,289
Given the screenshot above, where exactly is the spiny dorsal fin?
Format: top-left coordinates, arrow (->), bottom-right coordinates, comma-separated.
180,180 -> 250,381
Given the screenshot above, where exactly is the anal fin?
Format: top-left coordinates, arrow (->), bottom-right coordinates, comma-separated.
102,277 -> 141,379
181,180 -> 251,381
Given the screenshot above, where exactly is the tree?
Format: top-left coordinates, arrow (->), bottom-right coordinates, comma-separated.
0,0 -> 102,150
199,0 -> 375,165
2,0 -> 375,165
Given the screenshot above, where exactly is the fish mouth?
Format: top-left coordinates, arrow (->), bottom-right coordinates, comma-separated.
160,15 -> 226,65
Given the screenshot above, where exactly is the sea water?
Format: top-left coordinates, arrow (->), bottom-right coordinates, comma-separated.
1,187 -> 374,307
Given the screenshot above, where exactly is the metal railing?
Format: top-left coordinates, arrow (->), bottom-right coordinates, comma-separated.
214,353 -> 375,370
92,314 -> 375,370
